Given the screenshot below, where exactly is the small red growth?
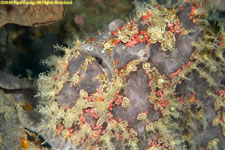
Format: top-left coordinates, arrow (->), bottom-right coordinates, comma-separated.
55,123 -> 65,135
140,30 -> 151,45
101,129 -> 107,134
154,89 -> 169,112
62,62 -> 68,72
108,91 -> 120,111
143,53 -> 148,57
92,126 -> 102,130
86,96 -> 92,101
114,59 -> 120,64
179,6 -> 184,10
88,37 -> 94,42
111,23 -> 127,36
168,23 -> 175,33
112,21 -> 152,47
148,136 -> 172,149
125,29 -> 152,47
111,38 -> 121,45
20,137 -> 29,150
168,68 -> 182,77
115,95 -> 123,105
79,115 -> 86,123
68,128 -> 75,137
168,21 -> 183,34
218,90 -> 225,98
189,93 -> 199,104
168,61 -> 191,78
192,18 -> 196,23
189,6 -> 196,19
156,89 -> 164,99
85,108 -> 98,119
125,39 -> 138,47
142,12 -> 152,23
182,61 -> 191,69
53,74 -> 58,81
158,100 -> 168,109
112,30 -> 118,36
189,2 -> 201,23
174,21 -> 183,34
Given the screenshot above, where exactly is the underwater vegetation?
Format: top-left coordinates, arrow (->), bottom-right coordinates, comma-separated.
0,0 -> 225,149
